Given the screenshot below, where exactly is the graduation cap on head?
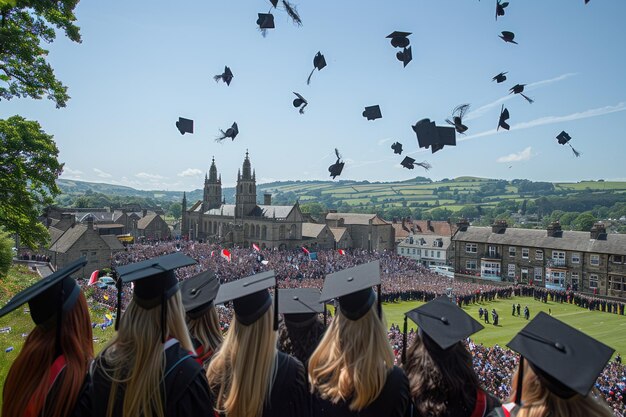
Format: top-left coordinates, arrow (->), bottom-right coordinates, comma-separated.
307,52 -> 326,85
499,31 -> 518,44
0,257 -> 87,354
556,131 -> 581,157
412,118 -> 456,153
279,288 -> 324,324
319,261 -> 382,321
328,148 -> 344,179
445,104 -> 470,134
492,71 -> 507,83
363,105 -> 382,121
509,84 -> 534,103
214,66 -> 233,86
391,141 -> 403,155
498,105 -> 510,131
176,117 -> 193,135
396,47 -> 412,67
116,252 -> 196,342
507,312 -> 613,403
387,31 -> 411,48
293,92 -> 308,114
216,122 -> 239,142
496,0 -> 509,20
180,270 -> 220,320
214,270 -> 278,329
257,12 -> 275,34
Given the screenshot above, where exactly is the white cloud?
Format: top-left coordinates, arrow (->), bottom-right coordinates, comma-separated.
497,147 -> 533,163
93,168 -> 112,178
61,167 -> 83,178
177,168 -> 203,177
377,137 -> 393,146
135,172 -> 165,180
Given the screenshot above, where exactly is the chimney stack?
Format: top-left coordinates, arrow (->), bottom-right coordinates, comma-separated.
590,222 -> 607,240
547,221 -> 563,238
491,219 -> 508,234
264,193 -> 272,205
456,218 -> 470,232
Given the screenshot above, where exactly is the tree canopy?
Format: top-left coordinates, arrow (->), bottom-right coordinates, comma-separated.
0,116 -> 63,248
0,0 -> 81,108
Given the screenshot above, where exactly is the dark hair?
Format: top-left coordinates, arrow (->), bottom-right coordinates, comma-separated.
278,315 -> 325,364
404,333 -> 479,417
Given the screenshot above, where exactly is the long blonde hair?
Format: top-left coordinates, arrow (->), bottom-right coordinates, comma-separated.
509,359 -> 614,417
98,291 -> 194,417
206,306 -> 277,417
187,305 -> 223,355
308,305 -> 394,411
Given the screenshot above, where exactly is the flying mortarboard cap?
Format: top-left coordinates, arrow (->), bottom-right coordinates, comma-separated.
293,92 -> 308,114
279,288 -> 324,323
176,117 -> 194,135
556,130 -> 571,145
396,46 -> 412,67
214,66 -> 233,86
307,52 -> 326,84
507,312 -> 614,398
412,119 -> 456,153
387,31 -> 411,48
492,72 -> 507,83
391,141 -> 403,155
180,270 -> 220,319
498,105 -> 510,131
328,161 -> 344,179
214,271 -> 276,326
257,13 -> 275,29
319,261 -> 381,321
0,257 -> 86,324
363,105 -> 382,121
499,31 -> 518,44
401,156 -> 416,169
496,0 -> 509,20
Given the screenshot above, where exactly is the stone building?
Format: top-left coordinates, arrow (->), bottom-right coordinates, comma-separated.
452,219 -> 626,298
302,223 -> 337,249
325,213 -> 394,251
136,212 -> 170,240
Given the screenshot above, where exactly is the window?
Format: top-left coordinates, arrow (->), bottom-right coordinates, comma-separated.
535,250 -> 543,260
400,248 -> 405,254
509,247 -> 516,257
612,255 -> 624,264
466,260 -> 477,270
431,250 -> 435,257
412,248 -> 416,255
522,248 -> 529,259
589,274 -> 599,289
609,276 -> 623,291
465,243 -> 477,253
534,267 -> 543,282
437,251 -> 441,258
571,272 -> 579,291
488,246 -> 498,258
91,251 -> 97,257
552,251 -> 566,267
508,264 -> 516,278
590,254 -> 600,266
481,261 -> 501,278
571,253 -> 580,264
81,250 -> 87,257
547,271 -> 565,288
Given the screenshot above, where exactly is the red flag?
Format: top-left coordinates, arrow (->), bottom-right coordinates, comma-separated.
88,270 -> 99,286
221,249 -> 231,262
210,250 -> 215,257
338,249 -> 346,255
252,243 -> 260,252
301,247 -> 310,255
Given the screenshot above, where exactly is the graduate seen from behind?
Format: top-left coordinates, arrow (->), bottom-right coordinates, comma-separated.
0,257 -> 93,417
402,296 -> 501,417
206,271 -> 309,417
500,312 -> 615,417
90,253 -> 214,417
180,270 -> 223,368
308,261 -> 411,417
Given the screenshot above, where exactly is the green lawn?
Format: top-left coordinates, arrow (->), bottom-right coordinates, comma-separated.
382,296 -> 626,356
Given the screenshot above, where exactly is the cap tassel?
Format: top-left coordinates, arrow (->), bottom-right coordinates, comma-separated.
213,74 -> 224,83
306,68 -> 315,85
115,275 -> 122,331
515,356 -> 524,405
323,304 -> 327,327
401,315 -> 408,365
416,161 -> 432,171
299,102 -> 308,114
569,145 -> 581,157
161,293 -> 167,343
520,93 -> 534,104
55,288 -> 64,357
273,285 -> 279,331
377,284 -> 382,318
281,0 -> 302,26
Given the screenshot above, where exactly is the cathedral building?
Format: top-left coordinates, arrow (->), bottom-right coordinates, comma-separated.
182,152 -> 306,249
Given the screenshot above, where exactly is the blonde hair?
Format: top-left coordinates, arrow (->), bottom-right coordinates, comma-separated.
186,305 -> 223,356
308,305 -> 394,411
510,359 -> 614,417
206,306 -> 277,417
98,291 -> 194,417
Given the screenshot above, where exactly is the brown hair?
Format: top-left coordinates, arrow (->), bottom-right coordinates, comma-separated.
2,292 -> 93,417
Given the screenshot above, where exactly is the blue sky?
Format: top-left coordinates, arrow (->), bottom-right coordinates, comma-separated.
1,0 -> 625,191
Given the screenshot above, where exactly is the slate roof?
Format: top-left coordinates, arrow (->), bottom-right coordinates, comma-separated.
205,204 -> 236,217
48,226 -> 65,245
49,224 -> 87,253
326,213 -> 389,225
401,234 -> 452,250
302,223 -> 327,238
254,205 -> 294,219
101,235 -> 125,251
137,213 -> 159,229
329,227 -> 349,242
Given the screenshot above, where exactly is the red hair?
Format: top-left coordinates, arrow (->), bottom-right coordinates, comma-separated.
2,292 -> 93,417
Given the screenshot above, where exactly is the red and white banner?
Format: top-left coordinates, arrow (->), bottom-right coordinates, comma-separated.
221,249 -> 231,262
252,243 -> 260,252
88,270 -> 99,286
338,249 -> 346,255
301,247 -> 310,255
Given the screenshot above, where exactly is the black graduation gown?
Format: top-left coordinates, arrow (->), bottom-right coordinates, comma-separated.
89,340 -> 214,417
410,389 -> 501,417
37,365 -> 91,417
278,318 -> 325,365
311,366 -> 410,417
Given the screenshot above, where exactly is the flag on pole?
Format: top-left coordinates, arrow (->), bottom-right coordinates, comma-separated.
338,249 -> 346,255
301,247 -> 310,255
252,243 -> 260,252
88,270 -> 99,286
221,249 -> 231,262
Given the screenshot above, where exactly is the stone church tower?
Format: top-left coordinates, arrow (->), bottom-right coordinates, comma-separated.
235,150 -> 257,217
202,157 -> 222,211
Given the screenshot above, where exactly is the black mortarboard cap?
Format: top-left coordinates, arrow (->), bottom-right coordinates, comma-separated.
396,46 -> 412,67
387,31 -> 411,48
214,271 -> 276,326
257,13 -> 275,29
176,117 -> 193,135
319,261 -> 381,321
328,161 -> 344,179
279,288 -> 324,319
214,66 -> 233,86
496,0 -> 509,20
293,92 -> 308,114
510,84 -> 534,103
492,72 -> 507,83
401,156 -> 415,170
507,312 -> 614,398
363,105 -> 382,121
412,119 -> 456,153
0,257 -> 86,324
216,122 -> 239,142
556,131 -> 571,145
406,296 -> 484,350
499,31 -> 518,44
307,52 -> 326,84
391,141 -> 403,155
498,105 -> 510,131
180,270 -> 220,319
